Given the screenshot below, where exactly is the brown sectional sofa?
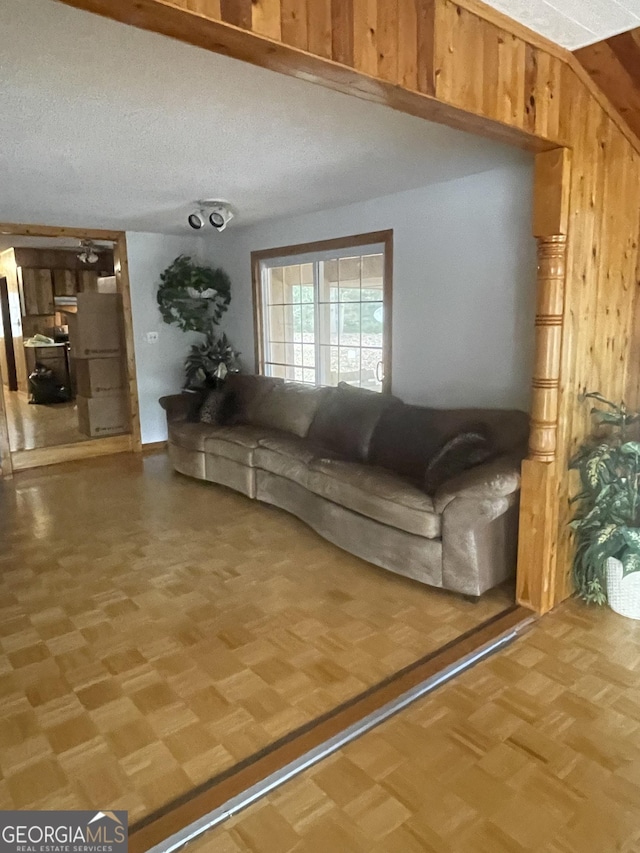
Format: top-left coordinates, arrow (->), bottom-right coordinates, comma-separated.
160,376 -> 528,597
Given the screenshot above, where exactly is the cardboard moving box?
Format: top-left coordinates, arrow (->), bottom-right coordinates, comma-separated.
67,292 -> 123,359
74,357 -> 125,398
77,394 -> 129,438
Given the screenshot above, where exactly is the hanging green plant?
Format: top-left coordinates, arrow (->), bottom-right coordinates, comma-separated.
157,255 -> 232,333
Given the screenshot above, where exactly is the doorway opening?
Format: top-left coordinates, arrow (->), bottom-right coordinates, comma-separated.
0,228 -> 140,475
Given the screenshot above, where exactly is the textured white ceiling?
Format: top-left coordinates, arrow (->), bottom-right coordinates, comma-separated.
482,0 -> 640,50
0,0 -> 529,237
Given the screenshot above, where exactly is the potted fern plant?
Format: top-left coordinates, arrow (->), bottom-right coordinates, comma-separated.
570,392 -> 640,618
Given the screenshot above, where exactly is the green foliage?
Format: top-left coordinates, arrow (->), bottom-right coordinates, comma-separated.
157,255 -> 231,333
570,393 -> 640,604
185,329 -> 240,388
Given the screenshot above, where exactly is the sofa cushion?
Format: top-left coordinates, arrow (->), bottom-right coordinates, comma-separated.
371,405 -> 529,483
307,382 -> 401,462
168,421 -> 216,452
220,374 -> 284,425
307,457 -> 441,539
250,383 -> 331,438
254,434 -> 317,488
203,424 -> 269,465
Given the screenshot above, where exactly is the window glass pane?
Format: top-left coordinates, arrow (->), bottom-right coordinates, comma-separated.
362,253 -> 383,279
339,346 -> 361,384
324,259 -> 338,283
284,305 -> 297,342
300,284 -> 315,304
361,254 -> 383,301
329,345 -> 339,385
260,243 -> 388,392
291,343 -> 303,368
268,304 -> 285,342
362,302 -> 383,349
267,268 -> 284,304
339,256 -> 361,282
302,344 -> 315,367
284,264 -> 301,287
301,304 -> 315,343
267,363 -> 286,379
361,348 -> 383,391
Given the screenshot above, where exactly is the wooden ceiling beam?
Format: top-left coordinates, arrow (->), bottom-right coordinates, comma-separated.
575,32 -> 640,141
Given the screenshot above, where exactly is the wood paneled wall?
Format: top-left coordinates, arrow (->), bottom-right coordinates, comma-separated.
57,0 -> 640,611
0,250 -> 28,393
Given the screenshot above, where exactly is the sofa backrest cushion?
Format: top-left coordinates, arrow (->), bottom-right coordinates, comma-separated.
370,405 -> 529,482
307,382 -> 402,462
220,373 -> 284,425
249,383 -> 332,438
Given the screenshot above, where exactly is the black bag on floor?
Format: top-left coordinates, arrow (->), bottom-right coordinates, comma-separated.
28,363 -> 71,405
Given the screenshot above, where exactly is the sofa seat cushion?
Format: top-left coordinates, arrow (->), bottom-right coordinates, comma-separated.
253,433 -> 320,487
168,421 -> 217,452
307,458 -> 441,539
203,424 -> 273,465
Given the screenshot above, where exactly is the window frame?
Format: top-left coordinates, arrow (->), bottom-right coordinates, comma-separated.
251,230 -> 393,394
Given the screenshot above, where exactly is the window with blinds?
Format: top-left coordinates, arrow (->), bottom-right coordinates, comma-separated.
253,232 -> 392,393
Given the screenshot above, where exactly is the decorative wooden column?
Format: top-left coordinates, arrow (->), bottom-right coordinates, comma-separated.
529,234 -> 567,463
517,148 -> 571,614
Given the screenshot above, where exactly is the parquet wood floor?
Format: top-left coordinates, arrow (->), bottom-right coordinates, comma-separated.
0,452 -> 512,823
4,390 -> 91,451
193,600 -> 640,853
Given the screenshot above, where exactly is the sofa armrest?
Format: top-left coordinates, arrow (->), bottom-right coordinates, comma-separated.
433,455 -> 522,515
159,393 -> 193,423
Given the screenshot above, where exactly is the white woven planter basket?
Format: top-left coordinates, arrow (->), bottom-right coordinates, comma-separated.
606,557 -> 640,620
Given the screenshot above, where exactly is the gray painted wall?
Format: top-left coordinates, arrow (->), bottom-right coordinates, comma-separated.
206,162 -> 537,411
126,232 -> 203,444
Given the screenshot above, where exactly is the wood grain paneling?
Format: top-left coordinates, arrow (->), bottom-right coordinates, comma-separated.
575,29 -> 640,143
20,268 -> 55,315
306,0 -> 331,59
51,0 -> 640,614
0,250 -> 28,395
220,0 -> 251,30
113,234 -> 142,452
251,0 -> 282,41
331,0 -> 354,67
529,235 -> 566,463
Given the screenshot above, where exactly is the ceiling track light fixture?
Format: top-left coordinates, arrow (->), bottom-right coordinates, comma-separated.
77,240 -> 100,265
188,200 -> 234,232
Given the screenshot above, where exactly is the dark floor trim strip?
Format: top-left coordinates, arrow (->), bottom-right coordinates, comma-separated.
129,604 -> 534,852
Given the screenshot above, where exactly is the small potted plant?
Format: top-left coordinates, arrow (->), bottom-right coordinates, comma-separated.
184,327 -> 240,389
570,393 -> 640,618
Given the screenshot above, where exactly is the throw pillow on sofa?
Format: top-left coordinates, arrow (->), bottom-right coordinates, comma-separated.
199,389 -> 226,425
423,428 -> 495,495
308,382 -> 401,462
